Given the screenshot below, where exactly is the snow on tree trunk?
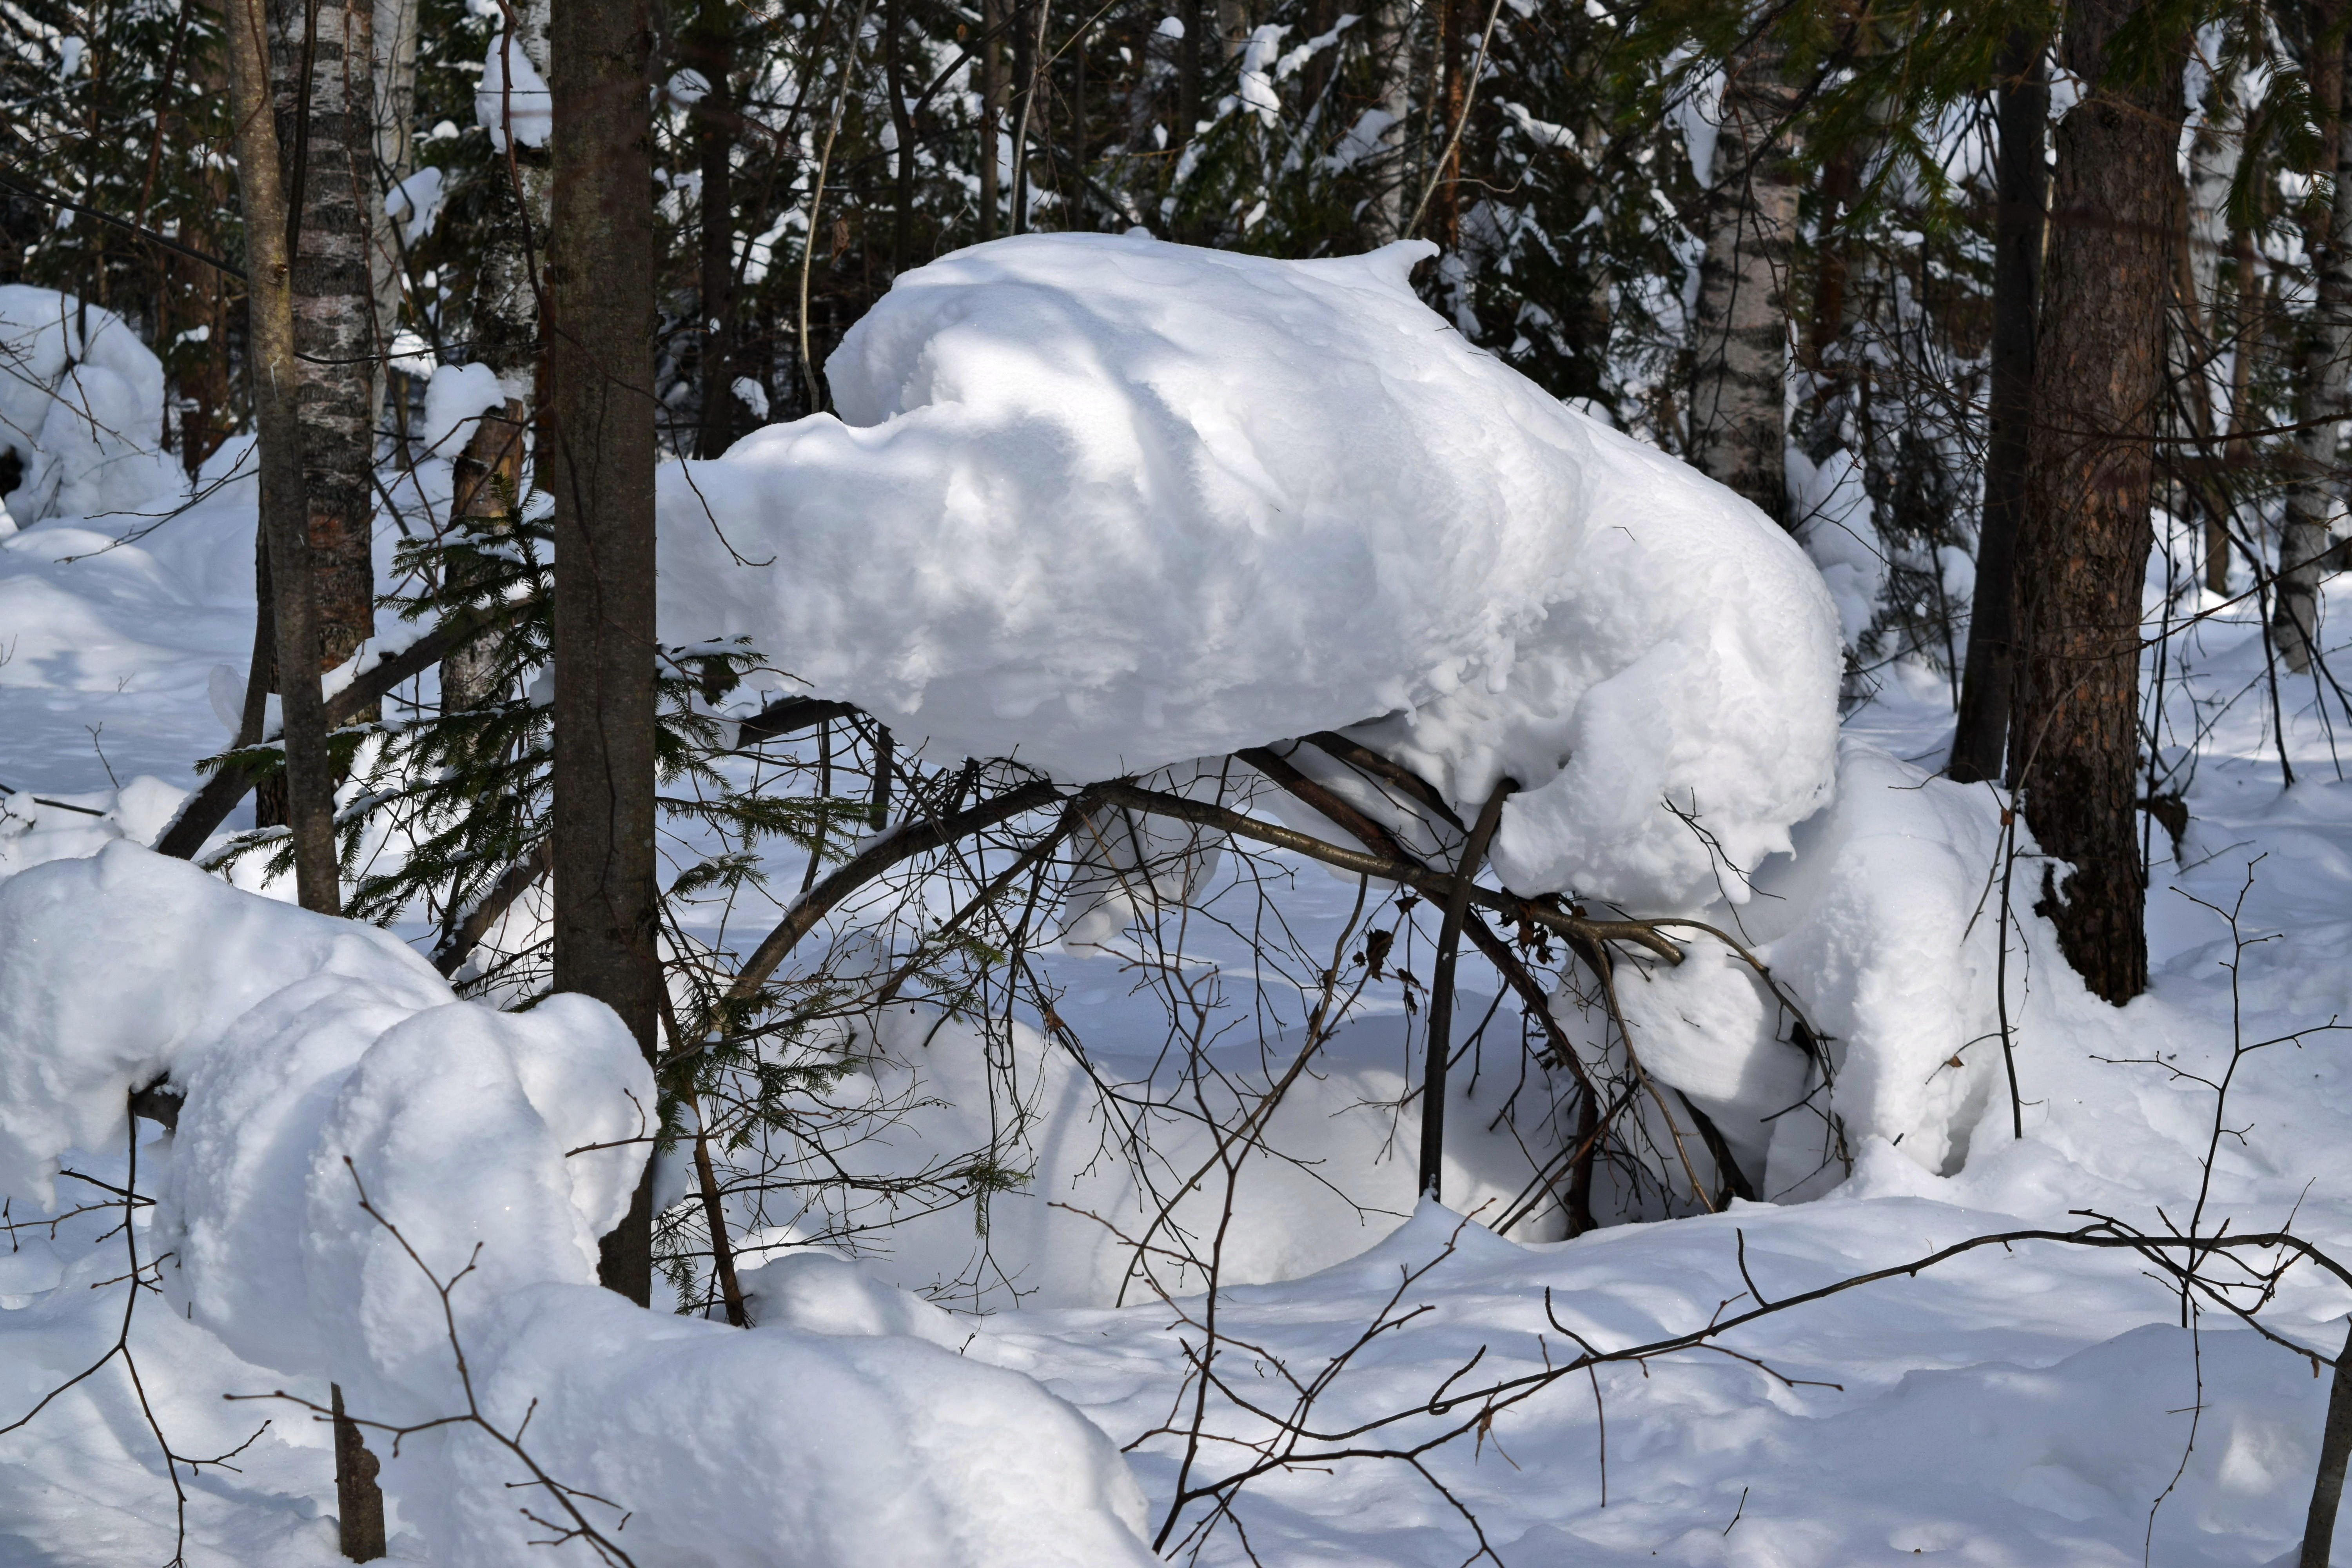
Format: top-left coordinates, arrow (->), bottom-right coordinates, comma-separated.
2008,0 -> 2184,1004
1688,31 -> 1799,529
2276,24 -> 2352,673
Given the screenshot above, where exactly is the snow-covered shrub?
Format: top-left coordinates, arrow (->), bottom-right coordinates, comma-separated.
659,232 -> 1842,913
0,285 -> 186,526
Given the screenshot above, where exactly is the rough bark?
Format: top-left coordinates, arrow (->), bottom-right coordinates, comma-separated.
2277,18 -> 2352,672
328,1383 -> 385,1561
1948,30 -> 2049,784
1689,31 -> 1801,527
2007,0 -> 2185,1004
444,0 -> 551,712
548,0 -> 663,1305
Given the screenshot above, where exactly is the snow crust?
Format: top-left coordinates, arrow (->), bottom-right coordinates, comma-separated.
0,844 -> 1158,1564
660,233 -> 1841,909
0,286 -> 186,524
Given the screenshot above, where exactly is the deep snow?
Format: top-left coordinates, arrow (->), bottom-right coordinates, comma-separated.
2,250 -> 2351,1567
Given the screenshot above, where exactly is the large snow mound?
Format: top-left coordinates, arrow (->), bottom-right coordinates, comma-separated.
659,233 -> 1841,909
0,844 -> 1158,1565
0,286 -> 185,524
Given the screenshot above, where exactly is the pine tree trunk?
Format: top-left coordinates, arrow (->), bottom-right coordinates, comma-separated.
1689,31 -> 1800,526
981,0 -> 1005,239
1948,30 -> 2048,784
886,0 -> 915,271
2276,18 -> 2352,672
270,0 -> 376,671
2007,0 -> 2184,1005
548,0 -> 663,1307
688,0 -> 739,457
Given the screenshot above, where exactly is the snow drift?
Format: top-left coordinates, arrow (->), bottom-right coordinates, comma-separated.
0,286 -> 185,525
0,844 -> 1158,1565
659,232 -> 1842,910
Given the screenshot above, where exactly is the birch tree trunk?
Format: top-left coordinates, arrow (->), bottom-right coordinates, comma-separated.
1689,31 -> 1800,527
372,0 -> 420,408
2008,0 -> 2185,1004
231,9 -> 388,1541
2276,17 -> 2352,672
443,0 -> 551,710
270,0 -> 376,669
548,0 -> 663,1307
1948,30 -> 2048,784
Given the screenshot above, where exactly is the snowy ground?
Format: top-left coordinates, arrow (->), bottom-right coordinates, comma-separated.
7,478 -> 2352,1563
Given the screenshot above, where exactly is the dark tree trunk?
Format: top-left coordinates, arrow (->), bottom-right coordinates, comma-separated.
1948,29 -> 2049,784
886,0 -> 914,270
980,0 -> 1005,239
1431,0 -> 1464,250
329,1383 -> 385,1561
548,0 -> 664,1305
1176,0 -> 1203,152
2007,0 -> 2185,1004
1010,0 -> 1036,232
690,0 -> 739,458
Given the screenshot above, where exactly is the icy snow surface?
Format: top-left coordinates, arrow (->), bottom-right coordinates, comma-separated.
660,233 -> 1841,909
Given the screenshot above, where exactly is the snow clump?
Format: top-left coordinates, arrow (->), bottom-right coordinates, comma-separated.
0,285 -> 186,525
659,232 -> 1841,911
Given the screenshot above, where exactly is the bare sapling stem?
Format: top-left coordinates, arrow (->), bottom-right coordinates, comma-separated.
1417,779 -> 1513,1201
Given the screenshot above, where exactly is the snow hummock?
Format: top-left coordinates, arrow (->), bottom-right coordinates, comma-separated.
659,233 -> 1840,910
0,286 -> 187,523
0,844 -> 1160,1565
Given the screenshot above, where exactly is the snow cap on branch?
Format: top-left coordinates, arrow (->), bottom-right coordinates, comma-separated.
659,233 -> 1841,909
